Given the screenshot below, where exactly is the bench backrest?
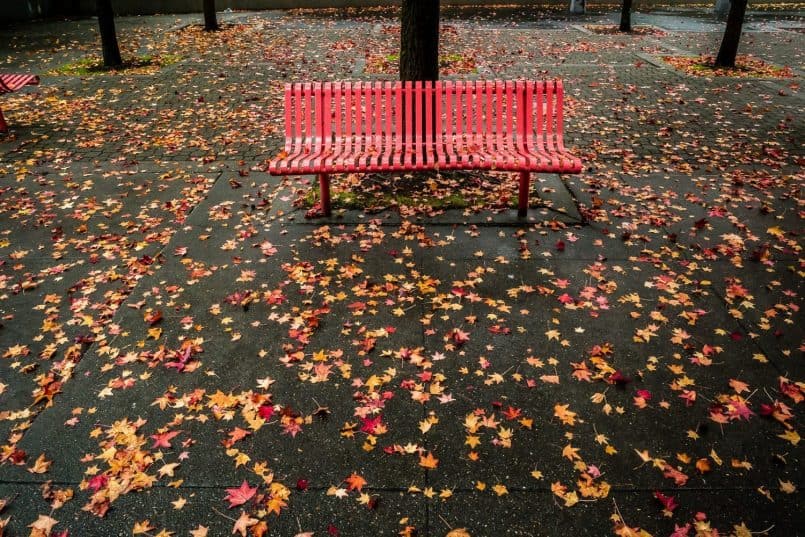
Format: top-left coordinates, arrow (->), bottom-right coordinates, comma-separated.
282,80 -> 569,151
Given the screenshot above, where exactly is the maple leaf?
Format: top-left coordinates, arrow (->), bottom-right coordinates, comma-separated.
359,415 -> 384,434
223,427 -> 251,448
28,453 -> 52,474
150,430 -> 180,449
554,404 -> 577,426
345,473 -> 367,492
662,464 -> 689,486
449,328 -> 470,345
133,520 -> 155,534
190,525 -> 209,537
225,481 -> 257,508
562,444 -> 581,461
143,310 -> 163,326
729,379 -> 750,394
654,491 -> 678,515
158,463 -> 180,478
419,451 -> 439,469
28,515 -> 58,535
545,329 -> 561,341
231,511 -> 258,537
778,430 -> 800,445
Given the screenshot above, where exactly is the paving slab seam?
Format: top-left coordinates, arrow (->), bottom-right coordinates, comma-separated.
0,480 -> 786,495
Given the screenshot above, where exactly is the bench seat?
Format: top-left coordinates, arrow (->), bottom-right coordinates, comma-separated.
271,136 -> 580,175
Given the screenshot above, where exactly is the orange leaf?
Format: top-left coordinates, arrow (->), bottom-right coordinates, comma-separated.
419,452 -> 439,469
345,473 -> 367,492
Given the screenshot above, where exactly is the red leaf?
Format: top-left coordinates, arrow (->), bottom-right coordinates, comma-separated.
143,310 -> 163,326
225,480 -> 257,508
150,430 -> 180,448
654,491 -> 678,513
449,328 -> 470,345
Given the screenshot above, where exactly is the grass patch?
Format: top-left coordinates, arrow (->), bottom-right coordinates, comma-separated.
662,55 -> 794,79
585,24 -> 667,36
294,171 -> 560,217
53,53 -> 182,75
303,188 -> 472,211
365,52 -> 478,75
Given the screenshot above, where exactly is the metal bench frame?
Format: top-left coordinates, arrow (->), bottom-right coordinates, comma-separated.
269,80 -> 581,217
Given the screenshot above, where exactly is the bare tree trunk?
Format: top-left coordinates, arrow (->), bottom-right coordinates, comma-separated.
400,0 -> 439,81
715,0 -> 748,68
203,0 -> 218,31
714,0 -> 730,20
619,0 -> 633,32
96,0 -> 122,67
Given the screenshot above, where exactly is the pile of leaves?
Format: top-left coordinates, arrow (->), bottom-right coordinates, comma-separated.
585,25 -> 668,36
52,54 -> 182,76
364,53 -> 478,75
662,55 -> 795,78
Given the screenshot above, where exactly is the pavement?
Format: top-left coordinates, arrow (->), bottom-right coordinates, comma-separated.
0,6 -> 802,537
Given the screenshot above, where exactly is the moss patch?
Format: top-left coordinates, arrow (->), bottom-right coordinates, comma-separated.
53,54 -> 182,76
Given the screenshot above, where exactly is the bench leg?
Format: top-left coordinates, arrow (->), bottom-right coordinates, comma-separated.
518,171 -> 530,217
0,108 -> 7,134
318,173 -> 331,217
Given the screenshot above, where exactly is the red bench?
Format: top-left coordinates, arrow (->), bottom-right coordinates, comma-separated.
0,74 -> 40,133
269,80 -> 581,217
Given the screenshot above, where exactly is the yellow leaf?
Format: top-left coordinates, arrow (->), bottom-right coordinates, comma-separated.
132,520 -> 155,534
554,404 -> 577,426
778,479 -> 796,494
766,226 -> 784,238
562,444 -> 581,461
778,430 -> 800,445
158,463 -> 180,478
28,453 -> 52,474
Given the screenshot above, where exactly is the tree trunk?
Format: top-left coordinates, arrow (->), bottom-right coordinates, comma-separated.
96,0 -> 122,68
400,0 -> 439,81
714,0 -> 730,20
203,0 -> 218,31
619,0 -> 633,32
569,0 -> 586,15
715,0 -> 748,68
